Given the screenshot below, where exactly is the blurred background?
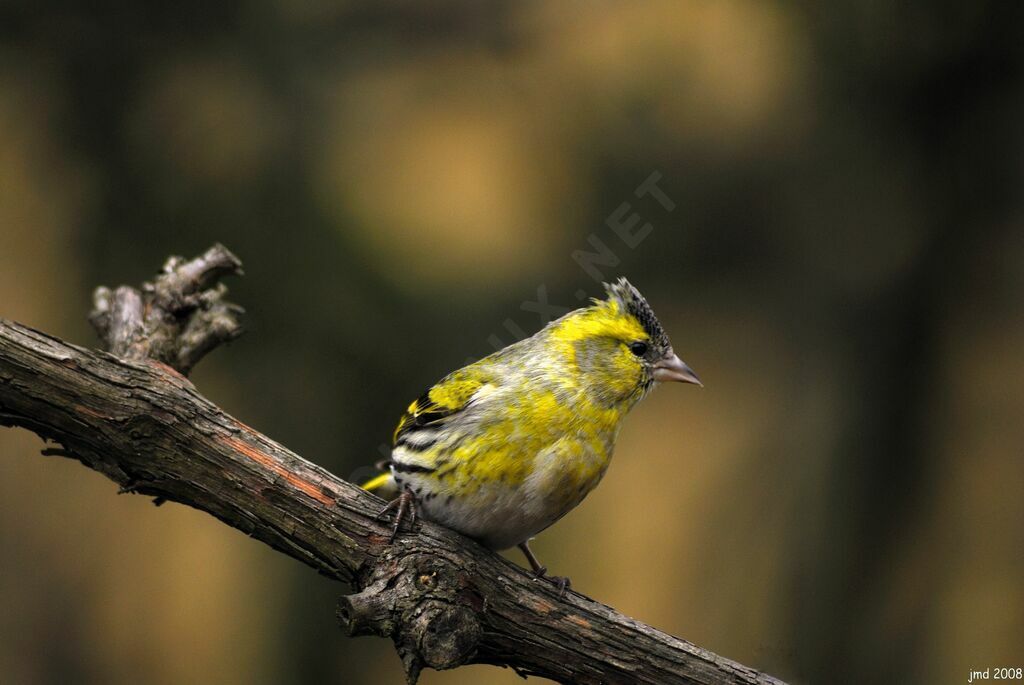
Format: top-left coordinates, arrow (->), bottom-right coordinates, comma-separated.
1,1 -> 1021,683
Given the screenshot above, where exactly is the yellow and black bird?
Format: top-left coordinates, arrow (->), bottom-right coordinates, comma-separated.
363,278 -> 701,590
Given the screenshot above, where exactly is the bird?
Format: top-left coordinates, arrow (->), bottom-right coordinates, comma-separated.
362,277 -> 701,592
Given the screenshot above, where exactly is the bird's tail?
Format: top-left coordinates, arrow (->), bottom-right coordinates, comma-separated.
361,472 -> 392,492
361,469 -> 398,499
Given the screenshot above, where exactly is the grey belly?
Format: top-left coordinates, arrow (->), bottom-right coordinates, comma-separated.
408,477 -> 566,551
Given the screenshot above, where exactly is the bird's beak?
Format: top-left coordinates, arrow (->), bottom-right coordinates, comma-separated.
653,352 -> 702,386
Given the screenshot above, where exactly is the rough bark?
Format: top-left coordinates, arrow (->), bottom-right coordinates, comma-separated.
0,246 -> 787,685
89,243 -> 244,374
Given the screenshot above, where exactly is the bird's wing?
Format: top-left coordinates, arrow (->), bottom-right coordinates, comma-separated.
360,367 -> 499,492
392,368 -> 494,449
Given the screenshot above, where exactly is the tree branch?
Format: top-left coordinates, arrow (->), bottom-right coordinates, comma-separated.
0,246 -> 787,685
89,243 -> 244,374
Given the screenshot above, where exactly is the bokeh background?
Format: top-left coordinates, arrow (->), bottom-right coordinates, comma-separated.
1,2 -> 1022,684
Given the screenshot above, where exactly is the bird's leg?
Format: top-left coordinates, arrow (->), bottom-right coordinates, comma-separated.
518,540 -> 571,596
375,487 -> 418,541
517,540 -> 547,575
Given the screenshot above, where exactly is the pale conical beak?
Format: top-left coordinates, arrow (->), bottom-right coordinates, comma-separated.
653,352 -> 702,386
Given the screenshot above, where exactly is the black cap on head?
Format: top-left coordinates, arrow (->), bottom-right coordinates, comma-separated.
604,277 -> 671,352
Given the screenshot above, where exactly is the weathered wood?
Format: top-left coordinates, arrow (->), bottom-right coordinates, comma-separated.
89,243 -> 244,374
0,247 -> 787,685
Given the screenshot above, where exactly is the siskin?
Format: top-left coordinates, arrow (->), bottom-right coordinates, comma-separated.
363,278 -> 701,591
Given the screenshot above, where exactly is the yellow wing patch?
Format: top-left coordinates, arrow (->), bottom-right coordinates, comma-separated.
427,377 -> 485,411
392,370 -> 489,445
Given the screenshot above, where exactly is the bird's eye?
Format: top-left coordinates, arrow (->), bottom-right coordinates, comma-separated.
629,341 -> 649,357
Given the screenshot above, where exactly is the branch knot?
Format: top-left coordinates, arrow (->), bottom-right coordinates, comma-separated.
89,244 -> 244,374
338,552 -> 483,684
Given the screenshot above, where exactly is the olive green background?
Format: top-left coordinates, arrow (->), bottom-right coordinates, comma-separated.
1,2 -> 1021,684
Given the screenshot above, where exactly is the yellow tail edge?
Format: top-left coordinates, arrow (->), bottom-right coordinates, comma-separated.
361,472 -> 391,491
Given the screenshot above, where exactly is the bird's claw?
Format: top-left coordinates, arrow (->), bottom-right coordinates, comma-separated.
375,489 -> 418,541
517,540 -> 571,597
533,571 -> 571,598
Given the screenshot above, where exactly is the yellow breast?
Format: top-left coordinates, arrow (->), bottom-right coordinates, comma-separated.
429,389 -> 622,502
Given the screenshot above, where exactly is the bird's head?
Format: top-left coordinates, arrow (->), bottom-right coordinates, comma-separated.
549,278 -> 701,407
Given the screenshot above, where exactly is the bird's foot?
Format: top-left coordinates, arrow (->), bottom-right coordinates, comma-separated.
517,540 -> 571,597
534,571 -> 571,597
374,488 -> 418,541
